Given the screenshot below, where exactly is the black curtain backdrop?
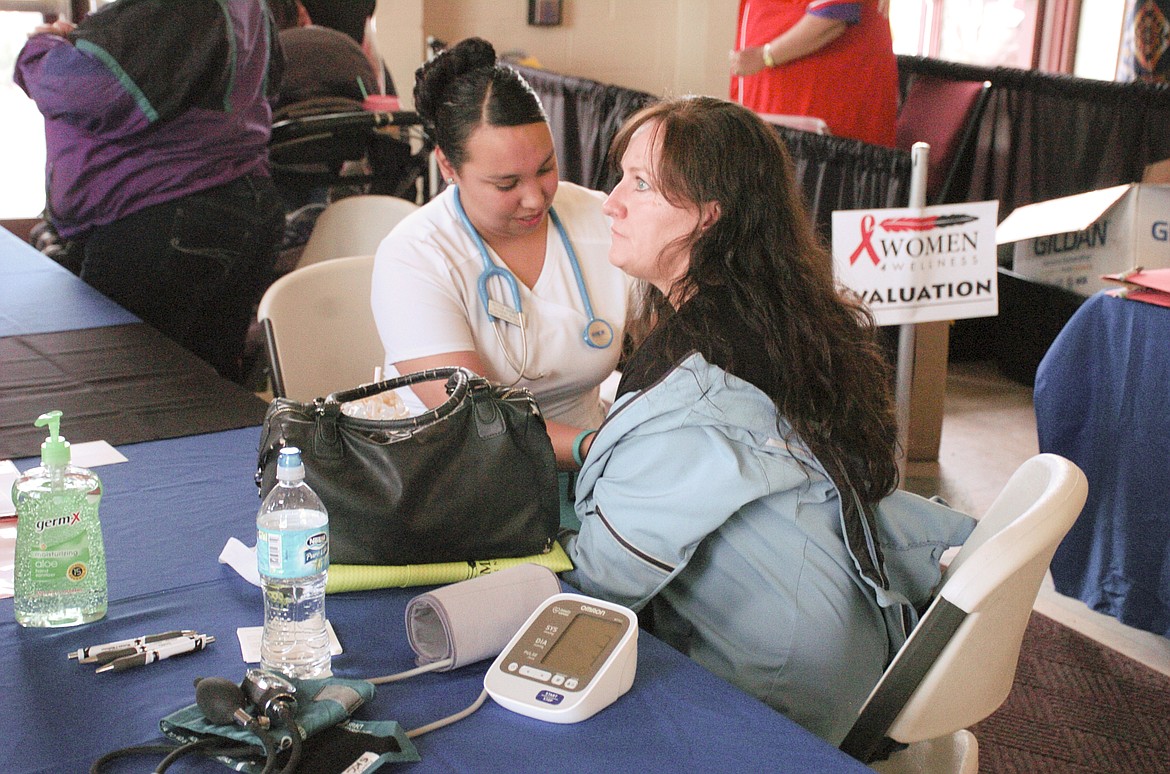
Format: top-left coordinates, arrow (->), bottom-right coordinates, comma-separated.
514,65 -> 658,194
512,59 -> 1169,380
514,64 -> 912,244
771,126 -> 910,241
519,58 -> 1170,230
897,55 -> 1170,218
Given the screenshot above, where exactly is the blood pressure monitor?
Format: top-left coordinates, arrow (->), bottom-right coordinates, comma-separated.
484,593 -> 638,723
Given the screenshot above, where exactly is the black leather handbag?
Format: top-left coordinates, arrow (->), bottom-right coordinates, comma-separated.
256,367 -> 560,566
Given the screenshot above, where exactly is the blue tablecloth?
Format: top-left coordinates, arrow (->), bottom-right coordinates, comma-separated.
1036,292 -> 1170,637
0,427 -> 870,773
0,226 -> 138,336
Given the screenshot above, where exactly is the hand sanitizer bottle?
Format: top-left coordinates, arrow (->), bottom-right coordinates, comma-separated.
12,410 -> 108,627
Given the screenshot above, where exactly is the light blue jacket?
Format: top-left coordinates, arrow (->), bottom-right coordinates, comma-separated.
562,353 -> 975,743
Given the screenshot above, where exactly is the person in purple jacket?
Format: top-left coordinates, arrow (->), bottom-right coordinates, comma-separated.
15,0 -> 286,383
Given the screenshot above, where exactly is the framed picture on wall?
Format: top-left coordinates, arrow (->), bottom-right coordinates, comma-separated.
528,0 -> 563,26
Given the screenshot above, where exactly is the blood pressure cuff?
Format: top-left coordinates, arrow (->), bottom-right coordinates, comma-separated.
405,563 -> 561,669
160,676 -> 419,771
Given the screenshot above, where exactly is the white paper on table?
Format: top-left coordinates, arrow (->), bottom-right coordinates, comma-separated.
0,460 -> 19,518
68,440 -> 129,468
219,537 -> 262,587
0,515 -> 15,599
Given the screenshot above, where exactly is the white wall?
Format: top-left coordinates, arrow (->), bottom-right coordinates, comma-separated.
375,0 -> 739,105
373,0 -> 426,109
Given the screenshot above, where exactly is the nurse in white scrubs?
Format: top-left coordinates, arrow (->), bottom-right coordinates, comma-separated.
371,37 -> 630,496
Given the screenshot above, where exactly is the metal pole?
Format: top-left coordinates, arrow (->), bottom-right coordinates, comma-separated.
896,142 -> 930,481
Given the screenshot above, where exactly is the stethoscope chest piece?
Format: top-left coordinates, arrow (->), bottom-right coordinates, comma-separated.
585,318 -> 614,349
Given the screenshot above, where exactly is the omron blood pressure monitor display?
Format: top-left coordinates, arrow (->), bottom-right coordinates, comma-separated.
540,613 -> 623,679
484,593 -> 637,723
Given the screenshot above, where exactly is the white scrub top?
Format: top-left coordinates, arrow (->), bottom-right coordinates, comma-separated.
371,182 -> 631,428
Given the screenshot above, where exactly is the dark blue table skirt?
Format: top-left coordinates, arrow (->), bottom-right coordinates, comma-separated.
0,329 -> 268,460
1,427 -> 869,772
0,226 -> 138,337
1036,292 -> 1170,637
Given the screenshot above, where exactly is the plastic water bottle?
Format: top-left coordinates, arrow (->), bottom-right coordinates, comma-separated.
12,410 -> 107,627
257,447 -> 331,678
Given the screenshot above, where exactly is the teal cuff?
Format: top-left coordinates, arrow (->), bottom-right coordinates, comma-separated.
572,429 -> 597,467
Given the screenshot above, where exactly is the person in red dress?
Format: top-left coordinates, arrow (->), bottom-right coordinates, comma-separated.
729,0 -> 898,147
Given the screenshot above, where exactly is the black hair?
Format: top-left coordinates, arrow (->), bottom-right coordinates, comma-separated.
412,37 -> 547,170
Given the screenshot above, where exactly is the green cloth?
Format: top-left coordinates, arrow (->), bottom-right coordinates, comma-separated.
325,541 -> 573,593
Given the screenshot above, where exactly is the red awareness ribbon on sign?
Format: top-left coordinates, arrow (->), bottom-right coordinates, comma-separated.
849,215 -> 880,265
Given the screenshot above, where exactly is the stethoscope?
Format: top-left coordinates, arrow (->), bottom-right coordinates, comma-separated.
452,186 -> 614,381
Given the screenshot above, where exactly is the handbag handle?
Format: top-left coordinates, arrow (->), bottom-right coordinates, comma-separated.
325,366 -> 477,431
257,368 -> 487,492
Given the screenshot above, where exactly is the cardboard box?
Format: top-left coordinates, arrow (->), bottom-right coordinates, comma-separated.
1144,158 -> 1170,184
996,184 -> 1170,296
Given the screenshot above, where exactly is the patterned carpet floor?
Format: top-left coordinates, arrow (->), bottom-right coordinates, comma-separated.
972,612 -> 1170,773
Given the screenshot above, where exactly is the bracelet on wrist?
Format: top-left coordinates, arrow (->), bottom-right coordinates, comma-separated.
762,43 -> 776,68
572,429 -> 598,467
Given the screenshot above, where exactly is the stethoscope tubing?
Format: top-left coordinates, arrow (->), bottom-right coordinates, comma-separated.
452,186 -> 613,350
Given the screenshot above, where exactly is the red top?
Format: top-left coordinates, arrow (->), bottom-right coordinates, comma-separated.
731,0 -> 898,147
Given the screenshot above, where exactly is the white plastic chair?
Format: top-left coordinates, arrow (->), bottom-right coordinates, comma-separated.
840,453 -> 1089,771
297,195 -> 418,269
870,730 -> 979,774
757,112 -> 831,135
256,254 -> 383,401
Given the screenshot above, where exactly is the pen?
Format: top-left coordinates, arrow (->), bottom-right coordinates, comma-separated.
68,630 -> 196,663
95,634 -> 215,673
88,632 -> 208,665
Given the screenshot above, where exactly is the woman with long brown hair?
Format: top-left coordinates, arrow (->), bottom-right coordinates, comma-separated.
561,96 -> 973,743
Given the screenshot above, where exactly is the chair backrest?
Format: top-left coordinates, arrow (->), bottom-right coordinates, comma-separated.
256,254 -> 383,401
757,112 -> 831,135
840,453 -> 1088,763
895,76 -> 990,204
297,195 -> 418,269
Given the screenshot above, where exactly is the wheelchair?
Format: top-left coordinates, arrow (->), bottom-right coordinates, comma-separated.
269,96 -> 433,215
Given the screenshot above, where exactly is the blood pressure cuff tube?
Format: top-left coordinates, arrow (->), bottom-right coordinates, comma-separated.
405,563 -> 561,670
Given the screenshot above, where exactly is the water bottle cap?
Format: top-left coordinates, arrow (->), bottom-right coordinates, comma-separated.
35,410 -> 71,467
276,446 -> 306,482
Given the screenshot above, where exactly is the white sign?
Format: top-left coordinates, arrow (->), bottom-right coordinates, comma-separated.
831,201 -> 1000,326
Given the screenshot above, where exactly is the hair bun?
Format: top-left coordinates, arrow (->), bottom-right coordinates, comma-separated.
447,37 -> 497,72
414,37 -> 498,127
